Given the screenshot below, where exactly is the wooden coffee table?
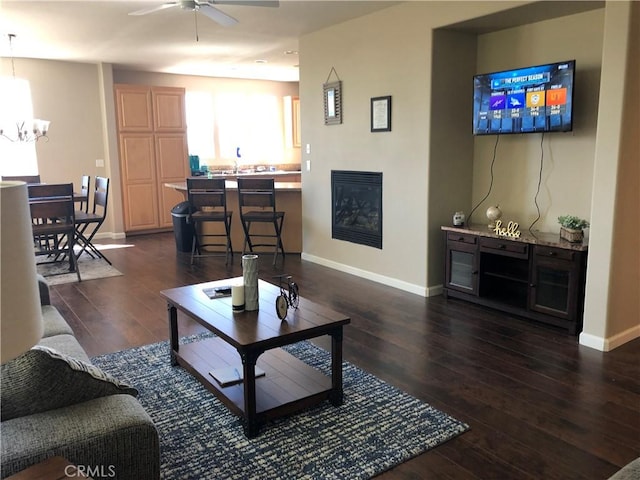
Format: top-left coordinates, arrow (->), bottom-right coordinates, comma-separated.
160,278 -> 350,438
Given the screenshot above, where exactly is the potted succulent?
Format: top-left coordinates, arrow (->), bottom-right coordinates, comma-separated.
558,215 -> 590,243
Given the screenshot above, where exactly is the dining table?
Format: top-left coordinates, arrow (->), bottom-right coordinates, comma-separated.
18,180 -> 88,207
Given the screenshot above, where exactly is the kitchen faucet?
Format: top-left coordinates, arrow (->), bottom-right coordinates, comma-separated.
234,147 -> 241,174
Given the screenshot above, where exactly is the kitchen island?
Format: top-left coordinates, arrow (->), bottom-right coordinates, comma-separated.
165,180 -> 302,254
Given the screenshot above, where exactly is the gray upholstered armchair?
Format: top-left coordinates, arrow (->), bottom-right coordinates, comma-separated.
0,276 -> 160,479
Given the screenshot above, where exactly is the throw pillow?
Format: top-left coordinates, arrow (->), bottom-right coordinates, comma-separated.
0,345 -> 137,421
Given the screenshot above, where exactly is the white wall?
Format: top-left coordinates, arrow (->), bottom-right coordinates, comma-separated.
581,1 -> 639,350
605,1 -> 640,342
472,9 -> 604,234
299,2 -> 606,295
7,59 -> 107,189
428,29 -> 477,288
298,2 -> 518,295
299,1 -> 638,348
0,59 -> 119,234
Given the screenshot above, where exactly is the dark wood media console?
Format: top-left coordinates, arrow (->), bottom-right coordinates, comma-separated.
442,225 -> 588,334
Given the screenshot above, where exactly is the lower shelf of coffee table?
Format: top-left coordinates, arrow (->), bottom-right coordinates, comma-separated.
174,336 -> 332,421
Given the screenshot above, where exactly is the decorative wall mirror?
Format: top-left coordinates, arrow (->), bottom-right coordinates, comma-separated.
323,80 -> 342,125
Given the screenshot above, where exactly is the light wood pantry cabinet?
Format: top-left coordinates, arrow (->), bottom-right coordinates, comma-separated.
115,84 -> 189,233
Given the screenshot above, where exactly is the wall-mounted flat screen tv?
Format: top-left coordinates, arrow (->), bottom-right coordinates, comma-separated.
472,59 -> 575,135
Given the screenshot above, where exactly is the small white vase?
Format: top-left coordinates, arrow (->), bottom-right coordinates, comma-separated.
453,211 -> 465,226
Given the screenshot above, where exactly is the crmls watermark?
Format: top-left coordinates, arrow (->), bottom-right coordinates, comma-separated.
64,465 -> 117,478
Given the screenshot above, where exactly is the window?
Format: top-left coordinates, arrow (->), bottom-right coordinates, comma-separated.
0,77 -> 38,176
185,91 -> 216,163
185,90 -> 284,168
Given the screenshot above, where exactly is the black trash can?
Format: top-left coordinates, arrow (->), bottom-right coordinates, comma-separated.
171,201 -> 194,253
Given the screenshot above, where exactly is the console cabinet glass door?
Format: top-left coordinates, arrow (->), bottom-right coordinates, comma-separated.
534,267 -> 570,312
530,247 -> 583,321
446,242 -> 478,295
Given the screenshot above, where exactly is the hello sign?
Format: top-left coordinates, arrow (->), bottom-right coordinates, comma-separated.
493,220 -> 521,238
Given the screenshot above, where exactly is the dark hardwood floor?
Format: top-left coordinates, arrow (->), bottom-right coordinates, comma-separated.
50,232 -> 639,479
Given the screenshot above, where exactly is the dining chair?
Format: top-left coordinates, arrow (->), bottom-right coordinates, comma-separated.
187,177 -> 233,265
236,177 -> 285,266
77,175 -> 91,213
74,176 -> 111,264
28,183 -> 81,282
2,175 -> 41,184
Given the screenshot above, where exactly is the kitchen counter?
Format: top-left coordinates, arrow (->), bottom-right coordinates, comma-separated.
198,170 -> 301,181
165,180 -> 301,193
164,180 -> 302,253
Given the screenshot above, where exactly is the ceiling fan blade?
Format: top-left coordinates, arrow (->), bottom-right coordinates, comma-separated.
128,3 -> 179,16
213,1 -> 279,6
198,4 -> 238,26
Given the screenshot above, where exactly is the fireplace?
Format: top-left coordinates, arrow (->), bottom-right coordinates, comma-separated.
331,170 -> 382,249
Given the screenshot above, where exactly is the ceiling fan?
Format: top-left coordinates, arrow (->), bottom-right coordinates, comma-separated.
128,0 -> 279,27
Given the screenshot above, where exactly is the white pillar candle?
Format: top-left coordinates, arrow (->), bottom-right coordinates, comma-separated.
232,284 -> 245,312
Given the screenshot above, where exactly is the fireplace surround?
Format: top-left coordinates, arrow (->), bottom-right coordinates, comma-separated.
331,170 -> 382,249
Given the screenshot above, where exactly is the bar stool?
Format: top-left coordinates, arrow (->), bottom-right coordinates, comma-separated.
187,177 -> 233,265
237,177 -> 285,266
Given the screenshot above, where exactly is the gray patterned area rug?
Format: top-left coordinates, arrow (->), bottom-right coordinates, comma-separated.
36,255 -> 122,285
92,337 -> 469,479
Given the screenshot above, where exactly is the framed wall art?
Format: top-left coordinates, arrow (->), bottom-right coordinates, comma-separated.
371,96 -> 391,132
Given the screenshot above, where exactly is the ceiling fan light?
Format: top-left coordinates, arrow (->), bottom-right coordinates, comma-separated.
180,1 -> 198,11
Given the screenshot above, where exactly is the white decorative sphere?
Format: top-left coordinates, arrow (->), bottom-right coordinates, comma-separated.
486,205 -> 502,222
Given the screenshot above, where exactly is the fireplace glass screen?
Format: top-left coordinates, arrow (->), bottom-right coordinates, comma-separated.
331,170 -> 382,249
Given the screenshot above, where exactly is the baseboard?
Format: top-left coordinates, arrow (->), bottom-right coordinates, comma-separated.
94,231 -> 127,240
579,324 -> 640,352
428,285 -> 443,297
301,252 -> 438,297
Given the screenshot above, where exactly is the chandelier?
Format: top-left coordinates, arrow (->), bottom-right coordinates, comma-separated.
1,34 -> 50,143
0,120 -> 50,143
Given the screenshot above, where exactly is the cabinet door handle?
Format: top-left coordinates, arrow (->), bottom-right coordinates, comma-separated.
498,244 -> 506,249
458,236 -> 465,241
548,251 -> 556,256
